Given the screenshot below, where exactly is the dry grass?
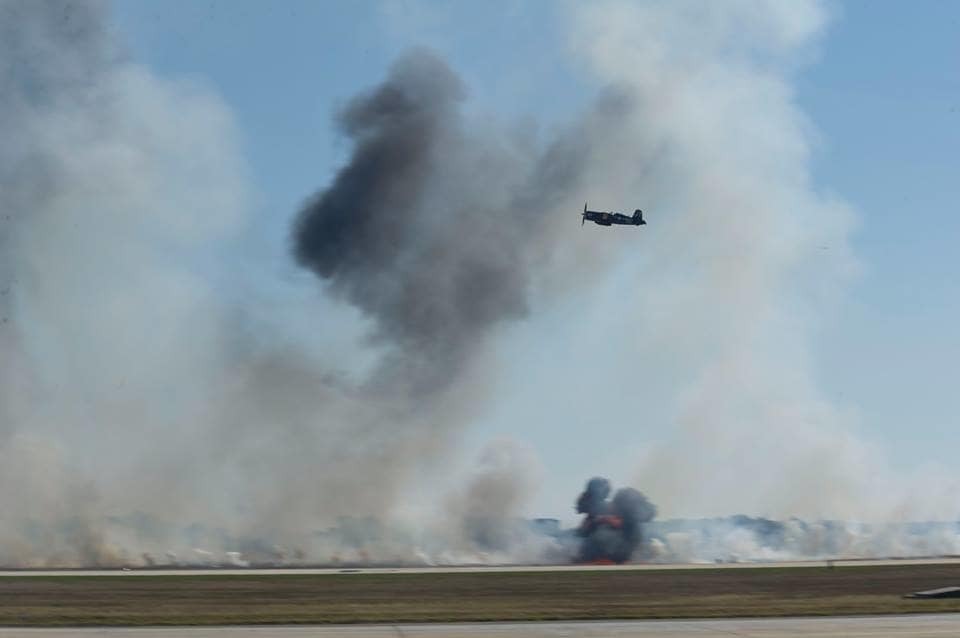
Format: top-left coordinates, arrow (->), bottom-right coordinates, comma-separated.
2,564 -> 960,626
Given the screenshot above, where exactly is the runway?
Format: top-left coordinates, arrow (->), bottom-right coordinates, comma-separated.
4,556 -> 960,577
2,615 -> 960,637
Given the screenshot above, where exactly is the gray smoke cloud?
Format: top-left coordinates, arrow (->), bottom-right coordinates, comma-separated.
445,439 -> 542,558
0,0 -> 249,566
0,1 -> 612,567
292,49 -> 596,394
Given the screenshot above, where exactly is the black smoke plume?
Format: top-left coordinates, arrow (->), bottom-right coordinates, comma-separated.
575,477 -> 656,563
292,49 -> 587,393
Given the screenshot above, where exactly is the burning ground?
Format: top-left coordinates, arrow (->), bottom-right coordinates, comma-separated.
6,477 -> 956,568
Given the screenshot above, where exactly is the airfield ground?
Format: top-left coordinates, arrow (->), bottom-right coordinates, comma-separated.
2,563 -> 960,626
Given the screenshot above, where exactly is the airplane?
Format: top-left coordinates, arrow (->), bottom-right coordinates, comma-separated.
582,203 -> 646,227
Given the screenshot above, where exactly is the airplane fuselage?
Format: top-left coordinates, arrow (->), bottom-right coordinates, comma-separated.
582,206 -> 645,227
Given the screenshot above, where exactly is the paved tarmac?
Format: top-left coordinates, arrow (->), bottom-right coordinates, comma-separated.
2,615 -> 960,637
4,556 -> 960,577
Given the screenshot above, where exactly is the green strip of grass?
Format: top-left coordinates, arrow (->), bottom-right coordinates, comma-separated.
2,564 -> 960,626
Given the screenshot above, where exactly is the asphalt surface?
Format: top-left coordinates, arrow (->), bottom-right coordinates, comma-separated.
2,615 -> 960,637
4,556 -> 960,577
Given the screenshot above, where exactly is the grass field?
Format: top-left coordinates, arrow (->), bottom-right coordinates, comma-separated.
2,564 -> 960,626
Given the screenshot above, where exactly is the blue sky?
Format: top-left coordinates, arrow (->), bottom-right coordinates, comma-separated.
796,1 -> 959,472
111,0 -> 959,518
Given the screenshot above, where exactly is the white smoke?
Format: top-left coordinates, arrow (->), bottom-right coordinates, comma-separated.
648,517 -> 960,564
560,0 -> 959,523
0,0 -> 251,565
0,0 -> 434,566
0,0 -> 566,567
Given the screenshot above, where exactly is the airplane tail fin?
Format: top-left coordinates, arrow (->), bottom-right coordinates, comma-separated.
583,202 -> 587,226
633,209 -> 645,225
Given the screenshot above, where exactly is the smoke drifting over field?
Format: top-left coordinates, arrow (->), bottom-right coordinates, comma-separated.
0,0 -> 957,568
0,0 -> 602,567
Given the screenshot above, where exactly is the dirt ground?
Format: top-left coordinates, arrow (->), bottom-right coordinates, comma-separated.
2,564 -> 960,626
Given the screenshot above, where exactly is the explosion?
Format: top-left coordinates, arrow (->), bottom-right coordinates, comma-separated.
575,477 -> 657,564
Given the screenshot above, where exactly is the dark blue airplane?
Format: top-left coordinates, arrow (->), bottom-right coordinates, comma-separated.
582,203 -> 646,227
